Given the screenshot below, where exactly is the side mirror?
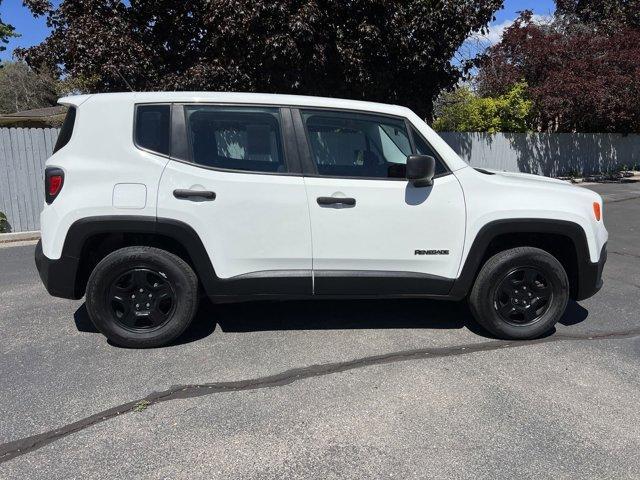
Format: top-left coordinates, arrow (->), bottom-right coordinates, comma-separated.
406,155 -> 436,187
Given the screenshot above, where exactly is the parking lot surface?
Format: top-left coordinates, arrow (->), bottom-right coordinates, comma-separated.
1,183 -> 639,479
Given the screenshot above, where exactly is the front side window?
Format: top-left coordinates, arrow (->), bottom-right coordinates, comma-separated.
302,110 -> 412,178
135,104 -> 170,156
411,127 -> 448,176
185,106 -> 285,173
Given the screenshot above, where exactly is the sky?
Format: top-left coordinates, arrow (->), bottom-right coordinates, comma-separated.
0,0 -> 557,62
479,0 -> 555,43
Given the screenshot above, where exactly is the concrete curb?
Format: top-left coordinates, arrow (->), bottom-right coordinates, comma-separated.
559,171 -> 640,185
0,231 -> 40,244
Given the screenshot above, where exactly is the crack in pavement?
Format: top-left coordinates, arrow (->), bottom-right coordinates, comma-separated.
610,251 -> 640,260
2,327 -> 640,464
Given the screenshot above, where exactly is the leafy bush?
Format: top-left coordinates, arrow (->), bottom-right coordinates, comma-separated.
433,82 -> 533,133
0,211 -> 8,233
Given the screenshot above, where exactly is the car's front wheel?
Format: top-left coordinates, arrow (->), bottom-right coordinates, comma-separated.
86,246 -> 199,348
468,247 -> 569,339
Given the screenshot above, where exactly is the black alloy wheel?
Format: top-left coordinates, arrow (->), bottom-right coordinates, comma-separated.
108,268 -> 176,332
493,267 -> 552,326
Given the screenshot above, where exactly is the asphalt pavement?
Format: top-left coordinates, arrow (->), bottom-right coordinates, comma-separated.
1,182 -> 639,479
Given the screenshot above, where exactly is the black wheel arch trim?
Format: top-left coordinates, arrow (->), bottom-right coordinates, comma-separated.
448,218 -> 604,301
36,216 -> 604,303
44,215 -> 312,299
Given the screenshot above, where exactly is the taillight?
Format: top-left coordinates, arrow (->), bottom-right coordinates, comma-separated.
45,167 -> 64,204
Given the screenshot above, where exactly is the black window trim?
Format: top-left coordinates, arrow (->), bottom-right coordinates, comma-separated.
133,101 -> 452,180
133,102 -> 173,159
291,107 -> 452,181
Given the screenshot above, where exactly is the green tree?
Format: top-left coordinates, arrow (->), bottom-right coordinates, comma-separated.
433,82 -> 533,133
18,0 -> 503,119
0,61 -> 59,114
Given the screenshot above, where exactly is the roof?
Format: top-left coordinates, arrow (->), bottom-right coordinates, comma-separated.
58,92 -> 412,117
2,105 -> 67,118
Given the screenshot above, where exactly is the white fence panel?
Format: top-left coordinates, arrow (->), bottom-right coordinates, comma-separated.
0,128 -> 60,233
440,132 -> 640,176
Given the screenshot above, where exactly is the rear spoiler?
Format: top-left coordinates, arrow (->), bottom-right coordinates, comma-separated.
58,94 -> 93,108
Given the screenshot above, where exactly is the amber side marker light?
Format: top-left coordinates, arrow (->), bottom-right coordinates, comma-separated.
593,202 -> 601,221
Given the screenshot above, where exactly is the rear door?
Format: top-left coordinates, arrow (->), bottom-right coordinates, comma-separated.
292,108 -> 466,296
155,104 -> 312,295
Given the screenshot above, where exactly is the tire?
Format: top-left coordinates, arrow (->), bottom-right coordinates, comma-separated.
86,246 -> 199,348
468,247 -> 569,340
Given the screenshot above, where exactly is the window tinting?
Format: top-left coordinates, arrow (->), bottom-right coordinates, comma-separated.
185,106 -> 285,173
135,105 -> 170,156
411,127 -> 448,176
53,107 -> 76,154
302,110 -> 412,179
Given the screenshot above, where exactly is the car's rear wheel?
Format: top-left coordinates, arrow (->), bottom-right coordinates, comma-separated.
86,246 -> 199,348
468,247 -> 569,339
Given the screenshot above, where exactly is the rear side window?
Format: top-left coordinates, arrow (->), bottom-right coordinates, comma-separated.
135,104 -> 171,156
185,106 -> 285,173
53,107 -> 76,153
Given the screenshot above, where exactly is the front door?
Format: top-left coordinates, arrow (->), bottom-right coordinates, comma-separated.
157,104 -> 312,295
293,108 -> 466,296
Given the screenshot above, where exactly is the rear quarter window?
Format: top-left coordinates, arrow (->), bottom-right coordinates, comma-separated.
134,104 -> 171,156
53,107 -> 76,153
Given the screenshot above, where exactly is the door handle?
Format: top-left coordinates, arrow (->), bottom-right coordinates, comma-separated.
173,189 -> 216,200
317,196 -> 356,206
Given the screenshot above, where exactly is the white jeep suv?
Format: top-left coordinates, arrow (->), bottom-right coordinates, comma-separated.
35,92 -> 608,348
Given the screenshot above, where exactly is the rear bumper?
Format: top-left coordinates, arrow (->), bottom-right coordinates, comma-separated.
576,243 -> 607,301
34,240 -> 82,300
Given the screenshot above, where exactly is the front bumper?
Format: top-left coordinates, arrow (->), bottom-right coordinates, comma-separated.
35,240 -> 82,299
575,243 -> 607,301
